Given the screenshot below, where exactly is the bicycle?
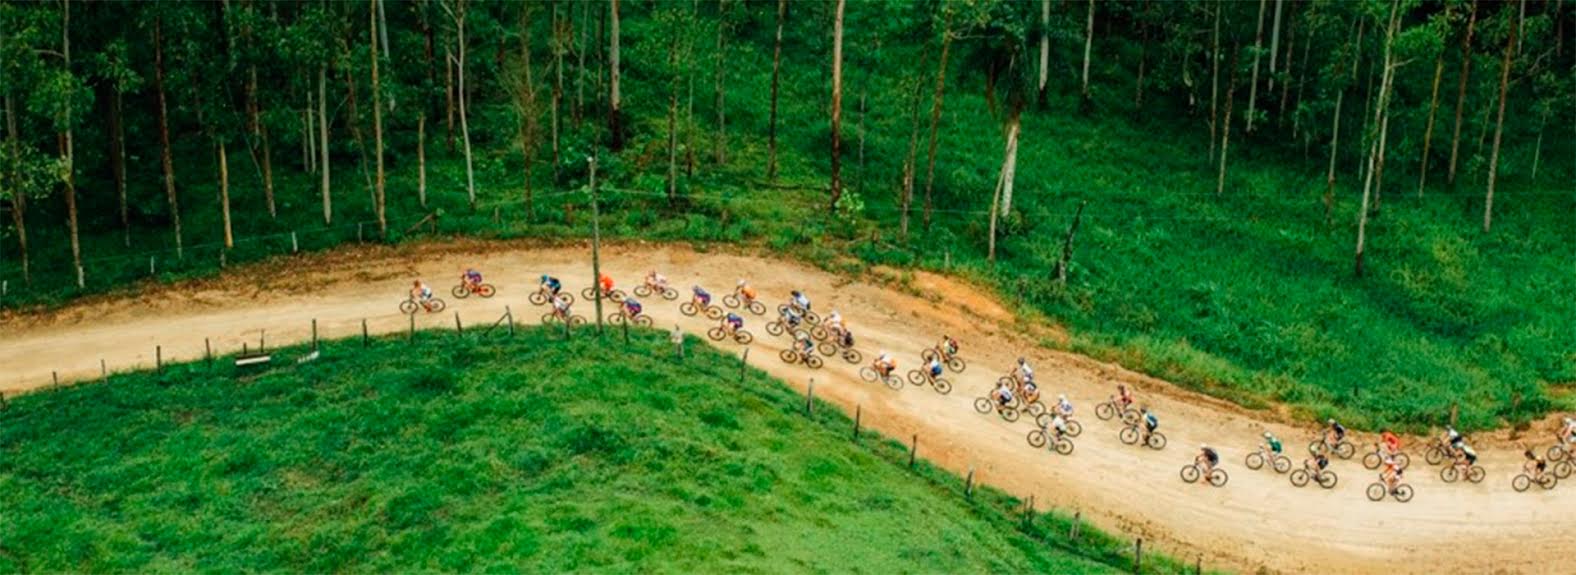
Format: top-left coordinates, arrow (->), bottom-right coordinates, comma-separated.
1289,465 -> 1339,489
779,347 -> 825,369
609,310 -> 655,328
1026,427 -> 1075,455
1513,471 -> 1558,492
1180,461 -> 1229,487
580,285 -> 627,303
1119,424 -> 1167,450
1366,481 -> 1414,502
1545,437 -> 1576,462
973,395 -> 1022,423
1094,396 -> 1140,425
400,297 -> 447,314
451,281 -> 496,299
1034,412 -> 1083,437
723,290 -> 768,315
858,365 -> 903,390
1245,446 -> 1293,474
680,300 -> 726,320
776,303 -> 821,325
1440,461 -> 1486,484
1362,444 -> 1411,471
904,368 -> 954,395
528,290 -> 575,306
706,326 -> 754,345
633,282 -> 679,300
919,346 -> 967,373
816,341 -> 863,365
1423,438 -> 1458,466
998,375 -> 1047,417
1308,435 -> 1356,460
765,318 -> 826,340
540,311 -> 587,326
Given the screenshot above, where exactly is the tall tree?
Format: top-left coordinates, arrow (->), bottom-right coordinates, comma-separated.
442,0 -> 475,208
1484,0 -> 1522,233
766,0 -> 784,180
608,0 -> 623,151
1217,48 -> 1238,196
1324,17 -> 1363,228
59,0 -> 83,287
3,93 -> 29,283
828,0 -> 846,212
510,1 -> 542,215
665,6 -> 681,204
1356,0 -> 1401,277
1245,0 -> 1267,133
1037,0 -> 1049,103
1417,48 -> 1445,196
922,7 -> 953,229
371,0 -> 387,237
239,0 -> 274,219
1209,0 -> 1221,161
713,0 -> 727,165
1080,0 -> 1094,106
154,15 -> 185,257
96,39 -> 139,245
1447,0 -> 1478,184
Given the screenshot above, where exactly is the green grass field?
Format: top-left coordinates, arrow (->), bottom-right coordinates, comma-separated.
0,327 -> 1206,574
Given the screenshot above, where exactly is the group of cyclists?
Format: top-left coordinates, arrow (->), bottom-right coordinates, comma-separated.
411,267 -> 1576,501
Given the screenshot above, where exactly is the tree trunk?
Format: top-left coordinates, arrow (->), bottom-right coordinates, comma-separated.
1217,49 -> 1238,196
1417,54 -> 1445,196
767,0 -> 785,180
1292,14 -> 1312,141
1268,0 -> 1284,91
1080,0 -> 1095,106
519,2 -> 538,214
445,45 -> 456,154
456,0 -> 476,209
857,88 -> 866,183
344,67 -> 375,209
575,0 -> 587,126
1357,0 -> 1401,277
1209,0 -> 1220,161
1484,0 -> 1520,233
304,95 -> 316,173
900,77 -> 924,241
1447,0 -> 1478,185
110,83 -> 129,246
371,0 -> 387,238
61,0 -> 82,287
155,18 -> 185,257
998,110 -> 1022,215
319,65 -> 332,225
418,113 -> 427,207
922,12 -> 952,229
714,0 -> 727,165
1530,108 -> 1547,181
828,0 -> 846,212
1246,0 -> 1267,133
551,2 -> 562,181
246,57 -> 274,218
4,94 -> 27,283
219,141 -> 233,249
1374,99 -> 1390,212
609,0 -> 623,151
1038,0 -> 1049,103
1134,3 -> 1148,110
1277,19 -> 1296,121
667,24 -> 680,205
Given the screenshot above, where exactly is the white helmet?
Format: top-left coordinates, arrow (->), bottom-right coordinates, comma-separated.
1058,394 -> 1067,401
737,279 -> 747,287
1263,432 -> 1273,439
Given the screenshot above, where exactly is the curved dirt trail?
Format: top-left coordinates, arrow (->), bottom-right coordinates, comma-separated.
1,241 -> 1566,574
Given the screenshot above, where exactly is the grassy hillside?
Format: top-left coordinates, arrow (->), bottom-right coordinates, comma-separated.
0,327 -> 1203,573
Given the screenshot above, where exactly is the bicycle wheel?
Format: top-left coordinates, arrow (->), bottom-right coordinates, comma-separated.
581,287 -> 598,300
1467,466 -> 1486,483
1556,461 -> 1573,479
540,313 -> 558,325
1316,471 -> 1338,489
1054,438 -> 1075,455
1394,453 -> 1410,469
610,313 -> 629,326
803,310 -> 821,324
859,366 -> 879,383
1064,419 -> 1082,437
734,330 -> 753,345
781,349 -> 800,364
906,370 -> 927,386
1333,441 -> 1355,459
817,342 -> 837,356
1548,445 -> 1568,462
765,321 -> 784,336
974,397 -> 994,414
1273,455 -> 1292,474
1036,413 -> 1054,429
1095,402 -> 1116,421
808,326 -> 828,340
841,349 -> 862,364
1147,432 -> 1167,450
1441,466 -> 1459,483
946,357 -> 966,373
1120,408 -> 1141,426
568,315 -> 585,326
881,373 -> 901,390
723,294 -> 741,308
1180,465 -> 1200,484
1290,469 -> 1310,487
1513,474 -> 1532,492
1119,426 -> 1140,445
680,302 -> 700,316
746,301 -> 766,315
1025,402 -> 1047,417
529,292 -> 548,305
451,284 -> 470,298
1539,474 -> 1558,490
1027,429 -> 1047,448
1208,469 -> 1229,487
1000,407 -> 1020,423
559,293 -> 576,305
1363,452 -> 1381,470
806,355 -> 824,369
707,327 -> 725,341
428,299 -> 446,313
1366,483 -> 1386,501
1393,485 -> 1414,502
608,289 -> 626,302
477,284 -> 496,298
400,300 -> 419,314
1246,452 -> 1265,470
932,377 -> 952,395
705,306 -> 725,320
635,315 -> 654,327
1308,440 -> 1324,457
633,285 -> 652,297
660,287 -> 678,300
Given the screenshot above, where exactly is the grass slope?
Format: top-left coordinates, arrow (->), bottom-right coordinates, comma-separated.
0,328 -> 1200,573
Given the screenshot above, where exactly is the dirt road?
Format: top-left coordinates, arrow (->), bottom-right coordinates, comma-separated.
1,240 -> 1566,574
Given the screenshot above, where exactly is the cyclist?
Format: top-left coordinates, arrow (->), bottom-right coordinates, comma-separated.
939,335 -> 960,359
1116,383 -> 1135,408
622,297 -> 644,319
1048,412 -> 1071,441
792,332 -> 815,359
1454,441 -> 1479,468
824,310 -> 846,338
1380,429 -> 1402,456
1016,357 -> 1035,383
410,280 -> 435,310
874,352 -> 896,379
993,380 -> 1016,408
539,274 -> 563,297
1304,452 -> 1330,476
597,273 -> 616,298
550,293 -> 572,319
722,312 -> 745,335
461,268 -> 484,292
735,279 -> 758,303
1261,431 -> 1283,458
1443,426 -> 1464,450
692,285 -> 713,309
1055,394 -> 1073,417
926,355 -> 944,379
790,290 -> 812,312
645,270 -> 669,291
1197,444 -> 1220,479
1020,379 -> 1041,406
1141,407 -> 1159,442
836,327 -> 855,348
1523,449 -> 1549,480
779,305 -> 806,329
1560,417 -> 1576,446
1381,463 -> 1405,494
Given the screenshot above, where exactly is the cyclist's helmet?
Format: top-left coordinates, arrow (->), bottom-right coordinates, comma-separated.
737,279 -> 746,287
1327,418 -> 1335,425
1263,432 -> 1273,439
1058,394 -> 1067,401
540,274 -> 549,282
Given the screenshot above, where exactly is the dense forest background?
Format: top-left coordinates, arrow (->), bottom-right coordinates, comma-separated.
2,0 -> 1573,431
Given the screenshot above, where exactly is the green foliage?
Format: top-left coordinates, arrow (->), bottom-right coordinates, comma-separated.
0,328 -> 1214,573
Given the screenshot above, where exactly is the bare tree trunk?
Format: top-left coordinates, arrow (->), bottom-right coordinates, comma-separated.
714,0 -> 727,165
1483,0 -> 1520,233
304,94 -> 316,173
1134,2 -> 1148,110
1246,0 -> 1267,133
445,45 -> 455,154
922,12 -> 952,229
1217,49 -> 1238,196
1292,15 -> 1311,140
1357,0 -> 1401,277
4,94 -> 28,283
684,0 -> 697,178
319,65 -> 332,225
344,67 -> 375,209
60,0 -> 82,287
857,88 -> 866,182
371,0 -> 387,237
1268,0 -> 1284,91
110,84 -> 129,246
454,0 -> 476,209
1209,0 -> 1221,161
418,113 -> 427,207
900,77 -> 924,241
519,2 -> 538,214
667,24 -> 680,205
1417,54 -> 1445,196
1277,19 -> 1295,121
828,0 -> 846,212
1080,0 -> 1095,106
155,18 -> 184,257
1447,0 -> 1478,185
575,0 -> 587,126
1374,99 -> 1390,212
1530,108 -> 1547,181
609,0 -> 623,151
219,141 -> 233,248
998,110 -> 1022,215
767,0 -> 785,180
1038,0 -> 1050,103
552,1 -> 563,181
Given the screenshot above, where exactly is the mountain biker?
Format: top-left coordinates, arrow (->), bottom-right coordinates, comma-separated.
825,310 -> 844,334
926,355 -> 944,379
1381,429 -> 1402,456
645,271 -> 669,290
551,293 -> 572,318
1016,357 -> 1035,382
539,274 -> 563,297
993,380 -> 1015,408
1324,418 -> 1347,448
779,305 -> 805,329
1305,452 -> 1330,475
723,312 -> 745,334
692,285 -> 712,308
411,280 -> 435,310
1454,442 -> 1479,467
1262,431 -> 1283,456
1382,463 -> 1405,493
734,279 -> 757,302
1048,413 -> 1070,441
939,335 -> 960,358
462,268 -> 483,291
622,298 -> 644,318
1198,444 -> 1220,478
1560,417 -> 1576,446
836,327 -> 855,348
1523,449 -> 1548,479
1020,380 -> 1041,405
1443,426 -> 1464,449
1116,383 -> 1135,408
793,332 -> 815,359
790,290 -> 812,312
1141,408 -> 1159,441
598,273 -> 615,297
1056,394 -> 1073,417
874,352 -> 897,378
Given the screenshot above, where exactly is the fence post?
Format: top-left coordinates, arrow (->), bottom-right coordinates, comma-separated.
291,231 -> 299,254
312,319 -> 319,350
260,331 -> 266,353
1195,555 -> 1202,575
621,315 -> 629,344
219,249 -> 226,269
155,346 -> 163,373
1134,538 -> 1143,574
0,391 -> 7,411
806,379 -> 815,415
362,319 -> 370,347
358,223 -> 364,242
101,359 -> 107,382
150,256 -> 155,276
909,434 -> 918,469
853,405 -> 862,439
965,467 -> 975,500
738,348 -> 749,384
1071,511 -> 1081,540
1024,496 -> 1035,527
205,338 -> 212,364
52,371 -> 59,387
505,306 -> 515,337
409,313 -> 416,341
944,250 -> 951,269
454,311 -> 464,334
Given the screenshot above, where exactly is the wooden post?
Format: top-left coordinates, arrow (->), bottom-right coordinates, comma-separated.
1195,555 -> 1202,575
156,346 -> 163,373
493,205 -> 500,224
205,338 -> 212,364
409,313 -> 416,341
454,311 -> 464,334
312,319 -> 319,350
1134,538 -> 1143,574
588,156 -> 606,335
853,405 -> 862,439
362,319 -> 370,346
52,371 -> 59,387
909,434 -> 918,469
505,306 -> 515,337
291,231 -> 299,253
806,379 -> 815,415
260,331 -> 266,353
358,222 -> 364,242
101,359 -> 107,381
0,391 -> 7,411
944,250 -> 950,269
1054,200 -> 1088,284
965,467 -> 975,499
1024,496 -> 1035,527
1071,511 -> 1081,540
621,314 -> 629,344
149,256 -> 155,276
738,348 -> 749,383
1450,402 -> 1459,427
